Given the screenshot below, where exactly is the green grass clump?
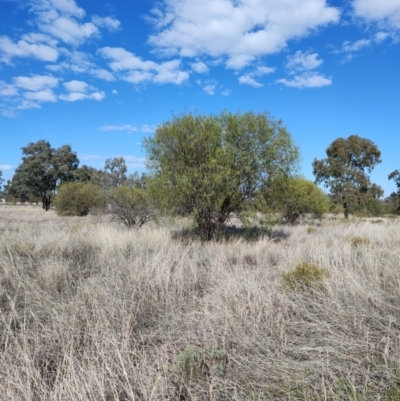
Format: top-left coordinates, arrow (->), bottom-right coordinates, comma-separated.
307,226 -> 316,234
283,262 -> 328,289
350,236 -> 371,247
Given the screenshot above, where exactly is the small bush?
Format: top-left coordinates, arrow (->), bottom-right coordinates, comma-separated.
307,226 -> 316,234
106,186 -> 156,228
349,236 -> 371,247
175,348 -> 206,381
283,262 -> 328,289
54,182 -> 104,216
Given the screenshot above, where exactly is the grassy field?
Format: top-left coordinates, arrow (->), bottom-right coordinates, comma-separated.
1,205 -> 400,400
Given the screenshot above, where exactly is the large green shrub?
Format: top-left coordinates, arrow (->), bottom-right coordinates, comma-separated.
54,182 -> 104,216
144,111 -> 299,241
263,176 -> 329,224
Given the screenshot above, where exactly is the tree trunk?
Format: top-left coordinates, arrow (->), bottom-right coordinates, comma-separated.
42,194 -> 51,211
343,200 -> 349,219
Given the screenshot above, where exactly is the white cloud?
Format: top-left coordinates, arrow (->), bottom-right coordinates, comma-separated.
221,89 -> 232,96
254,66 -> 275,76
30,0 -> 86,18
21,32 -> 59,47
101,125 -> 139,133
78,154 -> 101,160
147,0 -> 340,69
64,79 -> 88,92
0,36 -> 59,63
203,84 -> 216,95
123,156 -> 146,169
14,74 -> 58,91
286,51 -> 323,72
238,75 -> 263,88
191,61 -> 209,73
39,16 -> 99,45
112,89 -> 118,95
100,47 -> 190,85
236,65 -> 274,88
28,0 -> 120,46
92,16 -> 121,31
342,39 -> 371,52
100,124 -> 156,133
17,100 -> 41,110
24,88 -> 57,102
0,165 -> 14,171
60,79 -> 105,101
353,0 -> 400,28
60,91 -> 105,102
140,124 -> 157,133
277,73 -> 332,88
374,31 -> 390,42
1,109 -> 17,118
89,68 -> 115,81
0,82 -> 18,97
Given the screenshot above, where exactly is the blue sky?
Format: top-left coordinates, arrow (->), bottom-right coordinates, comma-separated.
1,0 -> 399,195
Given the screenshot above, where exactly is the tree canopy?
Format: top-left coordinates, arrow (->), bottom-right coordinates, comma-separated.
313,135 -> 382,218
144,111 -> 299,241
9,140 -> 79,210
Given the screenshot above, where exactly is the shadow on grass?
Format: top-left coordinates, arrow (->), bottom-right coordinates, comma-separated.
171,225 -> 290,244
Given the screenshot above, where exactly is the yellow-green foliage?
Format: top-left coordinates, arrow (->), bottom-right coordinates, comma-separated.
283,262 -> 328,289
350,236 -> 371,247
54,182 -> 104,216
264,176 -> 329,224
307,226 -> 316,234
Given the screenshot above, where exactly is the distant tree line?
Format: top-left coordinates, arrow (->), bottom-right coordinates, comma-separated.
1,110 -> 399,240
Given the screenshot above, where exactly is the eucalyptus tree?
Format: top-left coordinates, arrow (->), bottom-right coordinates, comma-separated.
313,135 -> 382,218
10,140 -> 79,210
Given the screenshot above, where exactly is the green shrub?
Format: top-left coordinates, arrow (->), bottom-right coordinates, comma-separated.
263,176 -> 329,225
54,182 -> 104,216
283,262 -> 328,289
349,236 -> 371,247
307,226 -> 316,234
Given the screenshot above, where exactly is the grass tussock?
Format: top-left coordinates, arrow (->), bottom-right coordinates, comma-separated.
350,235 -> 371,247
1,205 -> 400,400
283,262 -> 328,289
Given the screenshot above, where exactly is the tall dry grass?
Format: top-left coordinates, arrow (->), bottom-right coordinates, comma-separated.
1,205 -> 400,400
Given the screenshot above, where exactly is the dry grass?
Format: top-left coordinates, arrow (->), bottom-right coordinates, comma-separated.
1,205 -> 400,400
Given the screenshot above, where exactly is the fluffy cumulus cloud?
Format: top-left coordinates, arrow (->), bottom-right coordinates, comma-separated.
0,36 -> 59,63
29,0 -> 120,45
191,61 -> 209,74
203,84 -> 216,95
147,0 -> 340,69
14,74 -> 59,91
238,65 -> 275,87
286,51 -> 323,72
277,50 -> 330,88
353,0 -> 400,29
238,75 -> 263,88
59,79 -> 105,101
99,47 -> 189,85
0,0 -> 120,65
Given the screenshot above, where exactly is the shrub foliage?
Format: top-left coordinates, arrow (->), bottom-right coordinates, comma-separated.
54,182 -> 104,216
145,111 -> 299,241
